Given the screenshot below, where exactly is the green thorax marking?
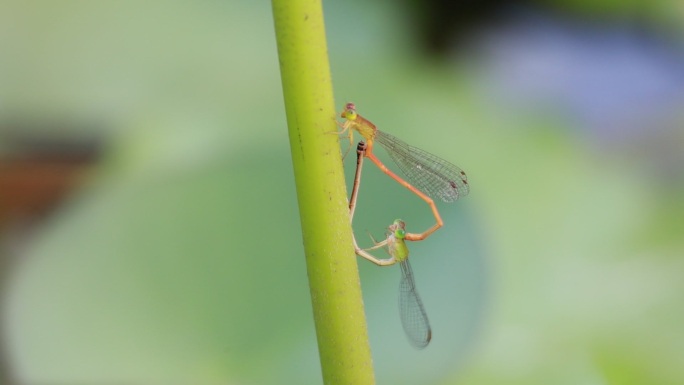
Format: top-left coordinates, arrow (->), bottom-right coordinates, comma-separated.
388,227 -> 409,262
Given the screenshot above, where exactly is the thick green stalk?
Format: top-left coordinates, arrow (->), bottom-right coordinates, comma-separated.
271,1 -> 375,384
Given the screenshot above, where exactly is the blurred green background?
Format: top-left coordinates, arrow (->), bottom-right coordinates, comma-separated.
1,1 -> 683,384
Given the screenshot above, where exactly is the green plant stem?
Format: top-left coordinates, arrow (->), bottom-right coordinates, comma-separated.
271,1 -> 375,384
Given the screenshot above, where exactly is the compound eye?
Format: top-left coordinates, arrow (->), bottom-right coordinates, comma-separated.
344,109 -> 357,120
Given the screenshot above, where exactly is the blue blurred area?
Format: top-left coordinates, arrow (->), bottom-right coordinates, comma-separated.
0,1 -> 683,384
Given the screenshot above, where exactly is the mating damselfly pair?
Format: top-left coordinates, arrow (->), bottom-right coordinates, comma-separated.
338,102 -> 469,348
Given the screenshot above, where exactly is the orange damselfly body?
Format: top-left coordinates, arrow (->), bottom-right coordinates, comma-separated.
338,102 -> 470,241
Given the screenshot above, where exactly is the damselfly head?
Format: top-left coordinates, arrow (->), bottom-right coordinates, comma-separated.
391,219 -> 406,231
341,102 -> 358,120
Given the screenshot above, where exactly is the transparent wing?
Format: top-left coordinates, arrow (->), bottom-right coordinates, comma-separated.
375,130 -> 469,202
399,260 -> 432,349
